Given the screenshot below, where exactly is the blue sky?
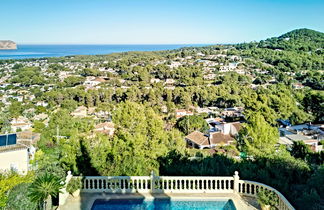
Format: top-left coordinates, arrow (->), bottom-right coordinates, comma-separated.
1,0 -> 323,44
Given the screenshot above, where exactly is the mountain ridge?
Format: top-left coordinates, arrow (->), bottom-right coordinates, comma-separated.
261,28 -> 324,51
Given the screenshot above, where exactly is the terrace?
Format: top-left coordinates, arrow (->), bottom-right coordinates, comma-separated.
58,171 -> 295,210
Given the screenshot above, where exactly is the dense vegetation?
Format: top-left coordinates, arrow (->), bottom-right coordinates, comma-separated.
0,29 -> 323,209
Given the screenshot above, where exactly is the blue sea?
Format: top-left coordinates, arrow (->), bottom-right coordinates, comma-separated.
0,44 -> 206,60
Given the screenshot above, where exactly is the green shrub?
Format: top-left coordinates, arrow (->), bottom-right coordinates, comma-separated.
6,183 -> 38,210
66,177 -> 82,195
257,188 -> 279,209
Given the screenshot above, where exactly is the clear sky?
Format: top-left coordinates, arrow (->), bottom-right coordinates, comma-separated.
1,0 -> 324,44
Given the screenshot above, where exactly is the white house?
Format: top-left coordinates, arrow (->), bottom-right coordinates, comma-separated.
36,101 -> 49,107
10,116 -> 32,132
0,145 -> 30,174
0,133 -> 37,175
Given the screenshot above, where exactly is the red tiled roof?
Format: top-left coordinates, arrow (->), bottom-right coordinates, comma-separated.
185,131 -> 209,146
210,132 -> 234,145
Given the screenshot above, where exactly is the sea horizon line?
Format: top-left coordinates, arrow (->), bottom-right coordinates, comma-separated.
15,43 -> 232,46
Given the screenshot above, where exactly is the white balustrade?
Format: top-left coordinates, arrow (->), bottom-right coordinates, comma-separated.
82,176 -> 151,193
237,180 -> 295,210
72,171 -> 295,210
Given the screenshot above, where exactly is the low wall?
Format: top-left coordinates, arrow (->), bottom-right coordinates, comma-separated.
60,171 -> 295,210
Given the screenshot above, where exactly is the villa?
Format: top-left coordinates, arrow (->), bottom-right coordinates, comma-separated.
185,122 -> 241,149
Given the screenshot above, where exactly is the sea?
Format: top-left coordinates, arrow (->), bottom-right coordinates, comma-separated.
0,44 -> 206,60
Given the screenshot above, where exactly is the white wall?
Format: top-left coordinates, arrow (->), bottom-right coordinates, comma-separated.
0,148 -> 29,174
216,123 -> 231,135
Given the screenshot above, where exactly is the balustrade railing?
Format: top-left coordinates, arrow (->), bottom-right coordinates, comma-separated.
82,176 -> 151,193
237,180 -> 294,210
74,171 -> 295,210
152,176 -> 234,193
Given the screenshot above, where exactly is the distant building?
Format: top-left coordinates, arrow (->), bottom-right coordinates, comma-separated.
164,79 -> 176,85
93,122 -> 115,136
292,83 -> 304,89
84,77 -> 105,88
196,107 -> 219,115
221,107 -> 244,118
185,131 -> 210,149
279,123 -> 324,152
71,106 -> 88,118
36,101 -> 48,107
10,116 -> 32,132
150,78 -> 161,83
175,109 -> 193,119
185,122 -> 242,149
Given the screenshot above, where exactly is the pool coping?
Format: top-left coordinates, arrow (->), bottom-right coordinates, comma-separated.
58,192 -> 258,210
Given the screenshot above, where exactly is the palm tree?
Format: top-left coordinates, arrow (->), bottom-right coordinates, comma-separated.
28,173 -> 64,210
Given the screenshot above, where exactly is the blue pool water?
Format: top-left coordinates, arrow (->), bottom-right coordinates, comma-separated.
91,199 -> 236,210
0,44 -> 206,60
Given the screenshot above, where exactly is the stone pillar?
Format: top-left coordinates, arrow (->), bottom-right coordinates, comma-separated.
233,171 -> 239,193
59,171 -> 73,206
150,171 -> 155,194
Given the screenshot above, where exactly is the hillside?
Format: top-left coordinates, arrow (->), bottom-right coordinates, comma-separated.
233,28 -> 324,77
0,40 -> 17,50
259,28 -> 324,51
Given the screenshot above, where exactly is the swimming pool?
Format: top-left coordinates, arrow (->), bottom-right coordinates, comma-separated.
91,199 -> 237,210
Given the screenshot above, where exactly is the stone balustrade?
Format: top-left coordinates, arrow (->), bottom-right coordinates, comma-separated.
70,171 -> 295,210
82,176 -> 151,193
237,180 -> 295,210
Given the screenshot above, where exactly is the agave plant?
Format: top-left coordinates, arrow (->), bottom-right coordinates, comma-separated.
28,173 -> 64,210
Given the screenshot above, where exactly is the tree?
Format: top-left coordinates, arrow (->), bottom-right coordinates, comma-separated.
176,115 -> 209,135
8,101 -> 24,118
237,112 -> 279,155
62,76 -> 85,87
83,101 -> 184,176
0,112 -> 11,133
28,173 -> 64,210
291,141 -> 311,160
303,90 -> 324,122
81,68 -> 100,76
0,172 -> 33,208
61,99 -> 78,112
307,166 -> 324,199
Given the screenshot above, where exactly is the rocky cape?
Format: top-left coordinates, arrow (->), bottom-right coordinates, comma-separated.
0,40 -> 17,50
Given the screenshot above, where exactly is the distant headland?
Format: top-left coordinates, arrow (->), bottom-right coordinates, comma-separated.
0,40 -> 17,50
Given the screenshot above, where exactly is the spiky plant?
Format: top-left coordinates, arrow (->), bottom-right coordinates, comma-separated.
28,173 -> 64,209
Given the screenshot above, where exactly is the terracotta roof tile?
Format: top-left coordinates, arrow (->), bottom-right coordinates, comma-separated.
185,131 -> 209,146
210,132 -> 234,145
